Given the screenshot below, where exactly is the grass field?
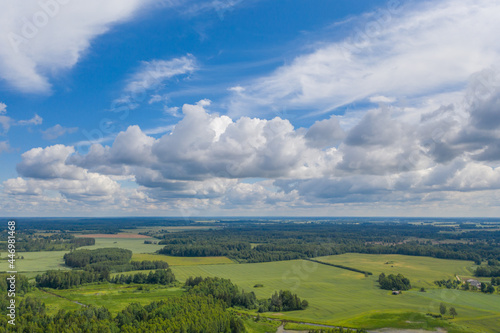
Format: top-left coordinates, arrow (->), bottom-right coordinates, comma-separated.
0,251 -> 71,276
46,283 -> 184,314
132,253 -> 234,265
314,253 -> 478,287
7,248 -> 499,332
24,289 -> 83,315
0,238 -> 164,276
80,237 -> 164,253
169,258 -> 499,332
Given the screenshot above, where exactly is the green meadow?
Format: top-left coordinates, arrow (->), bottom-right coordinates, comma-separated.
132,253 -> 234,265
0,251 -> 70,277
169,258 -> 499,332
314,253 -> 478,287
6,244 -> 500,332
80,237 -> 164,253
47,283 -> 184,314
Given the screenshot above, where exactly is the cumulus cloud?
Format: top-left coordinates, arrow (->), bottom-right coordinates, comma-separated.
4,67 -> 500,215
228,0 -> 500,117
0,0 -> 154,93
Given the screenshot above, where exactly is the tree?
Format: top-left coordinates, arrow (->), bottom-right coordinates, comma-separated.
439,303 -> 447,316
449,307 -> 457,319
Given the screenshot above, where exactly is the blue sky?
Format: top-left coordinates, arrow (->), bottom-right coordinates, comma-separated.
1,0 -> 500,217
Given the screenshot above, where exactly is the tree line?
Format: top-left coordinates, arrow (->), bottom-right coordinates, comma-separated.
35,268 -> 175,289
0,233 -> 94,252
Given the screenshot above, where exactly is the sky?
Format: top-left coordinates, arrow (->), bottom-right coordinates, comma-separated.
1,0 -> 500,217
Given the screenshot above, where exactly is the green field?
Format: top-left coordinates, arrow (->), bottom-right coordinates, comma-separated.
46,283 -> 184,314
80,237 -> 164,253
169,258 -> 499,332
315,253 -> 478,287
0,251 -> 71,277
23,289 -> 83,315
132,253 -> 234,265
6,247 -> 499,332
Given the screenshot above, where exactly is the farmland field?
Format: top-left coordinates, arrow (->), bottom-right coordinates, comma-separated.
131,253 -> 234,265
80,237 -> 164,253
0,250 -> 70,276
314,253 -> 478,287
169,258 -> 499,332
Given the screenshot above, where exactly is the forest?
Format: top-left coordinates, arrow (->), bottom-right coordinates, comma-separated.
156,223 -> 500,264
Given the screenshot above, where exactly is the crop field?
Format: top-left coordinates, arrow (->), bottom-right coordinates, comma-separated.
131,253 -> 234,265
75,233 -> 150,239
169,258 -> 499,332
0,251 -> 70,276
80,237 -> 164,253
314,253 -> 478,287
47,283 -> 184,314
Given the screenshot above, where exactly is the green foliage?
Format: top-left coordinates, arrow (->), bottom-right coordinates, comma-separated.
439,303 -> 447,315
0,273 -> 32,295
434,278 -> 461,289
449,307 -> 458,318
0,294 -> 245,332
186,276 -> 258,309
481,283 -> 496,294
476,265 -> 500,277
492,277 -> 500,286
0,233 -> 94,252
154,222 -> 500,264
378,273 -> 411,290
36,270 -> 109,289
63,248 -> 132,268
36,268 -> 175,289
111,268 -> 176,285
258,290 -> 308,312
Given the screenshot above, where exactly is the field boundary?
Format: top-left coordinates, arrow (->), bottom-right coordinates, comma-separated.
306,258 -> 373,276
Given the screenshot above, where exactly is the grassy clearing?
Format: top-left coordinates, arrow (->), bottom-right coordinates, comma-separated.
132,253 -> 234,265
0,251 -> 70,274
315,253 -> 477,287
80,237 -> 164,254
23,289 -> 83,315
242,317 -> 281,333
47,283 -> 184,314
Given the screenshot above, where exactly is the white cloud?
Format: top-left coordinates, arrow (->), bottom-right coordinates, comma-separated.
0,102 -> 6,114
18,114 -> 43,126
124,55 -> 196,94
4,68 -> 500,215
0,0 -> 154,93
369,95 -> 395,104
0,141 -> 9,154
42,124 -> 78,140
229,0 -> 500,117
0,115 -> 11,134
